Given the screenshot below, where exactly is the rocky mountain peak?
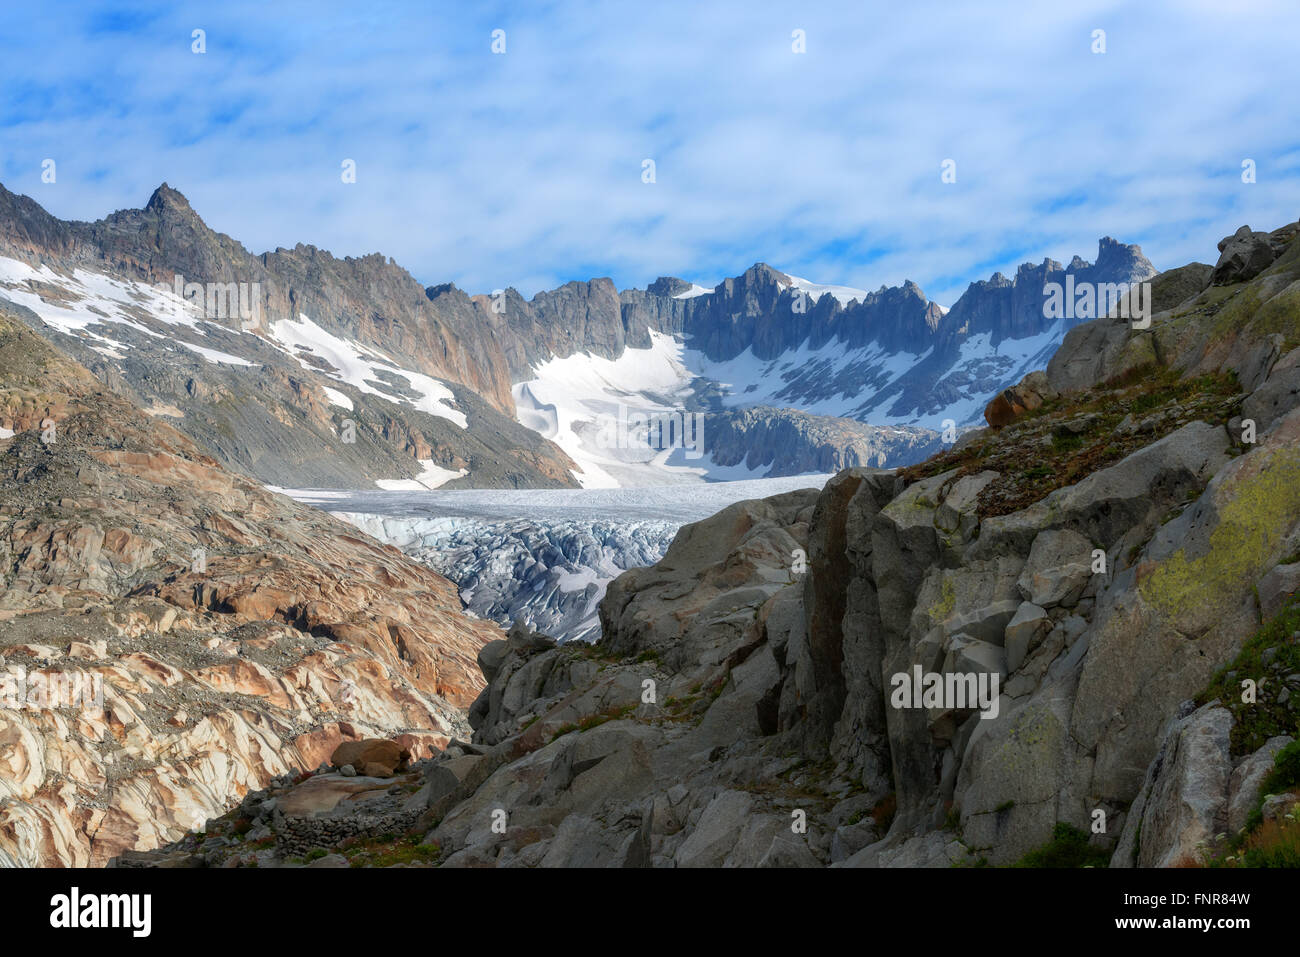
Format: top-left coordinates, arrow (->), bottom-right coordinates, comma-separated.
743,262 -> 794,286
1094,235 -> 1153,277
144,182 -> 195,215
646,276 -> 694,297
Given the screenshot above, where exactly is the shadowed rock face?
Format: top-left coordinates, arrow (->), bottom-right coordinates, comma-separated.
0,312 -> 500,866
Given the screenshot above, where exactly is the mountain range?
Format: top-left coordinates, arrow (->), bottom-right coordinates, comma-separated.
0,183 -> 1155,490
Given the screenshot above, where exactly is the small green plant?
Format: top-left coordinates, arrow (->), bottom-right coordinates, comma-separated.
549,723 -> 579,742
1260,740 -> 1300,796
1196,594 -> 1300,755
341,832 -> 442,867
942,803 -> 961,831
1011,823 -> 1111,868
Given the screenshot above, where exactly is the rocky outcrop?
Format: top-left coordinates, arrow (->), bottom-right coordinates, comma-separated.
983,370 -> 1057,428
1048,216 -> 1300,397
1212,222 -> 1299,286
705,407 -> 942,474
0,313 -> 498,866
1112,704 -> 1293,867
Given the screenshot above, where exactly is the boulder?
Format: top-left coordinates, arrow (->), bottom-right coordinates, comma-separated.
1227,735 -> 1294,834
329,739 -> 410,778
1256,562 -> 1300,621
674,790 -> 753,868
1212,226 -> 1276,285
1261,791 -> 1300,823
1113,704 -> 1233,868
1243,347 -> 1300,434
1017,528 -> 1094,609
984,371 -> 1056,428
1004,602 -> 1051,673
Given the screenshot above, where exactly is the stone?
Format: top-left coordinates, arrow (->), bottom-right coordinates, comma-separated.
1243,347 -> 1300,435
1260,791 -> 1300,823
476,640 -> 509,684
1227,735 -> 1294,834
674,790 -> 753,868
1212,225 -> 1276,285
1004,602 -> 1051,673
984,371 -> 1056,428
1017,528 -> 1094,608
304,852 -> 349,868
1117,704 -> 1233,868
1256,562 -> 1300,621
329,739 -> 411,778
830,819 -> 877,862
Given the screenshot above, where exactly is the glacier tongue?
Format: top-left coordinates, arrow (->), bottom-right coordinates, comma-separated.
284,477 -> 831,642
339,512 -> 677,643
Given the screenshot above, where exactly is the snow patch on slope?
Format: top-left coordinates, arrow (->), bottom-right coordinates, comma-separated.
673,283 -> 714,299
374,459 -> 468,491
780,274 -> 870,307
512,330 -> 701,488
177,341 -> 257,366
685,337 -> 927,416
322,387 -> 353,411
0,256 -> 272,374
269,313 -> 467,428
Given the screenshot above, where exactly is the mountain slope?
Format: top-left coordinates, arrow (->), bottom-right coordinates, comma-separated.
0,183 -> 579,490
0,307 -> 501,865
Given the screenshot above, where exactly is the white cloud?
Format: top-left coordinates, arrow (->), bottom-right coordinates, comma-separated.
3,0 -> 1297,304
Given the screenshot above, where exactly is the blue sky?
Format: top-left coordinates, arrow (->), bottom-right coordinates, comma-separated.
1,0 -> 1298,304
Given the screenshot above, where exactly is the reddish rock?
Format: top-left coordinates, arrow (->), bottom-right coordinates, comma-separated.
329,739 -> 411,778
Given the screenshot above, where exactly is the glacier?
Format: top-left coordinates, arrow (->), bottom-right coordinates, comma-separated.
284,476 -> 831,642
